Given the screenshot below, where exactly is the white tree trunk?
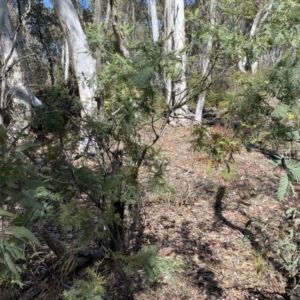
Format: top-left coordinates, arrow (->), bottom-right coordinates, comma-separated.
51,0 -> 97,115
149,0 -> 159,42
51,0 -> 97,153
173,0 -> 187,109
237,56 -> 247,73
237,9 -> 262,73
164,0 -> 188,118
61,43 -> 65,67
195,91 -> 206,123
164,0 -> 174,106
0,0 -> 42,128
195,0 -> 216,122
64,39 -> 69,83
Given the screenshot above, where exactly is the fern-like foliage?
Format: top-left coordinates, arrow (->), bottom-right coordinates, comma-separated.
62,267 -> 106,300
270,156 -> 300,200
268,54 -> 300,105
121,245 -> 185,285
277,174 -> 290,200
0,126 -> 59,286
191,124 -> 240,171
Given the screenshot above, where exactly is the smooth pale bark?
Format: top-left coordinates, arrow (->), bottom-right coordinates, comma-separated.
0,0 -> 42,128
237,57 -> 247,73
149,0 -> 159,42
164,0 -> 173,105
195,0 -> 217,122
64,39 -> 69,83
173,0 -> 187,109
51,0 -> 97,115
164,0 -> 188,116
251,1 -> 274,73
238,6 -> 263,74
61,43 -> 65,67
19,0 -> 30,46
51,0 -> 97,153
195,91 -> 206,123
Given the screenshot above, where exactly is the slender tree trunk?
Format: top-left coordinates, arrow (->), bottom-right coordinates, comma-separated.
164,0 -> 188,118
64,39 -> 69,83
48,57 -> 55,85
149,0 -> 159,42
195,0 -> 216,122
130,1 -> 136,41
94,0 -> 102,75
164,0 -> 174,106
51,0 -> 97,153
51,0 -> 97,113
238,2 -> 274,74
94,0 -> 104,121
104,2 -> 111,35
61,43 -> 65,67
110,0 -> 130,59
173,0 -> 187,109
0,0 -> 42,128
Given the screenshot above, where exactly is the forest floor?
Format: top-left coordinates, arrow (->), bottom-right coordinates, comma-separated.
14,121 -> 292,300
133,122 -> 288,300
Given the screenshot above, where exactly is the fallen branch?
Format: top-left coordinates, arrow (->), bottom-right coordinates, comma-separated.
40,228 -> 106,269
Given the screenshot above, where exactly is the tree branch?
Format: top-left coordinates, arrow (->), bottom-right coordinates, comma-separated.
110,0 -> 130,59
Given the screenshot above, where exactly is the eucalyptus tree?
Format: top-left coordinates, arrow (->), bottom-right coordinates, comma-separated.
63,39 -> 70,82
195,0 -> 217,122
0,0 -> 42,128
110,0 -> 130,58
149,0 -> 159,42
51,0 -> 98,152
164,0 -> 188,116
237,0 -> 275,74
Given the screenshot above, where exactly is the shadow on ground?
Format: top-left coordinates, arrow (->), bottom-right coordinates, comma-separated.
213,186 -> 289,300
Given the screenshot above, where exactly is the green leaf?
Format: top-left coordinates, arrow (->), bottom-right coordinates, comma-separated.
21,190 -> 44,209
6,226 -> 40,245
132,67 -> 154,86
10,193 -> 23,205
285,159 -> 300,181
278,174 -> 289,200
286,130 -> 300,140
15,142 -> 36,152
6,245 -> 23,260
271,104 -> 289,118
0,209 -> 16,218
286,207 -> 296,215
4,252 -> 20,280
24,180 -> 45,190
20,198 -> 44,210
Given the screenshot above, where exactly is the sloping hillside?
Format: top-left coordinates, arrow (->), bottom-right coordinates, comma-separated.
135,123 -> 287,300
